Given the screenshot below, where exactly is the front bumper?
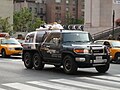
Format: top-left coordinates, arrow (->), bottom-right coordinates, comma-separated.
6,50 -> 22,56
75,54 -> 110,67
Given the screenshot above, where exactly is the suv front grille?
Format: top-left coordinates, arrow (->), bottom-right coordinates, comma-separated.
91,46 -> 107,55
93,49 -> 103,53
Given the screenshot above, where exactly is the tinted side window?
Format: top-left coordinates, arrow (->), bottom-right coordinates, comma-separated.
36,31 -> 46,43
45,33 -> 60,43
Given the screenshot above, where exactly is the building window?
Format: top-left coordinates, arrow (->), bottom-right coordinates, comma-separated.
40,8 -> 43,13
73,8 -> 75,11
66,0 -> 69,4
56,6 -> 61,10
66,7 -> 69,11
55,0 -> 61,3
73,0 -> 76,5
29,7 -> 32,12
35,8 -> 37,13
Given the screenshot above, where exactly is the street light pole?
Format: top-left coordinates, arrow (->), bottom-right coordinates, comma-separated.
112,10 -> 115,39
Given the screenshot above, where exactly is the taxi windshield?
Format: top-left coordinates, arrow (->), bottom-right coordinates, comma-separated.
111,41 -> 120,48
1,38 -> 20,45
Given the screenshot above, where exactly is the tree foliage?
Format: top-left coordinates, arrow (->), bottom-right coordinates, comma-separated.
13,7 -> 44,32
29,17 -> 45,31
13,8 -> 32,32
65,12 -> 84,24
0,17 -> 12,33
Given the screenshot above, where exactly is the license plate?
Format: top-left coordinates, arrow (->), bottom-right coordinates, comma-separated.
96,56 -> 102,60
118,57 -> 120,60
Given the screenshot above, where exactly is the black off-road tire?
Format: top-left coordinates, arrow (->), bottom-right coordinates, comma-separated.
63,55 -> 78,74
95,63 -> 110,73
33,53 -> 44,70
23,52 -> 33,69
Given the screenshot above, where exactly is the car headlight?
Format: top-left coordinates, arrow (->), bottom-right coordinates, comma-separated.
8,48 -> 14,50
73,49 -> 89,54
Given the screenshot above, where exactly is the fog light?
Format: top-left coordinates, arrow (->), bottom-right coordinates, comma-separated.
75,58 -> 85,62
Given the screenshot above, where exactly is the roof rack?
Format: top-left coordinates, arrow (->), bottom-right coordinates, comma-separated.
36,22 -> 64,31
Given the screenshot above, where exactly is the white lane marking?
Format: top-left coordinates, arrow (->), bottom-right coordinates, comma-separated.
76,76 -> 120,86
114,74 -> 120,77
0,88 -> 6,90
50,79 -> 120,90
93,75 -> 120,82
0,59 -> 22,62
27,81 -> 85,90
2,83 -> 46,90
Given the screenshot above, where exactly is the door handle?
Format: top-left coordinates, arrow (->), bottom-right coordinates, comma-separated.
46,45 -> 50,48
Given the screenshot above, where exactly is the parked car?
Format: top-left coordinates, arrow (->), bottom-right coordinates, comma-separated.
0,38 -> 23,57
95,40 -> 120,63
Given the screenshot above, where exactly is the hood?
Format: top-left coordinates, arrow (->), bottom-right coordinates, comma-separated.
2,44 -> 22,48
63,43 -> 104,49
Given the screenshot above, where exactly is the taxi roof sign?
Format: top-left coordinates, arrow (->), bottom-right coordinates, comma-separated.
0,33 -> 9,37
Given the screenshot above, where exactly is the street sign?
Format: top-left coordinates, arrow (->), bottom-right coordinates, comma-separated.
113,0 -> 120,4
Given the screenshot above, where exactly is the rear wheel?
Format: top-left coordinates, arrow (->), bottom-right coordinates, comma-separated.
63,55 -> 77,74
95,63 -> 110,73
23,52 -> 33,69
33,53 -> 44,70
1,49 -> 7,58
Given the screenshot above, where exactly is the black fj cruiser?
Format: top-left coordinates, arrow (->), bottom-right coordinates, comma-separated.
22,29 -> 110,74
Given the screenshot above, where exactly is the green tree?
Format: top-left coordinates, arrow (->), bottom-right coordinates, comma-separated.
13,8 -> 32,32
29,17 -> 45,31
65,11 -> 71,24
65,11 -> 84,24
74,18 -> 84,24
0,17 -> 12,33
13,7 -> 45,32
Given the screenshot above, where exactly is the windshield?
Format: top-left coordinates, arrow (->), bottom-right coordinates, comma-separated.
62,32 -> 93,43
111,41 -> 120,47
1,38 -> 20,45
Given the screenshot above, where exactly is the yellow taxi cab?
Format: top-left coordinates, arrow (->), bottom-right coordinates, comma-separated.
95,40 -> 120,63
0,37 -> 23,57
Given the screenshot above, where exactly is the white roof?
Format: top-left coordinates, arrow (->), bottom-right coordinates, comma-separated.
36,23 -> 64,31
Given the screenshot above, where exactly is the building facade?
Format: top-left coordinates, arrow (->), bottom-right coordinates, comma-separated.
46,0 -> 84,24
14,0 -> 46,21
14,0 -> 84,24
0,0 -> 13,26
85,0 -> 120,27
